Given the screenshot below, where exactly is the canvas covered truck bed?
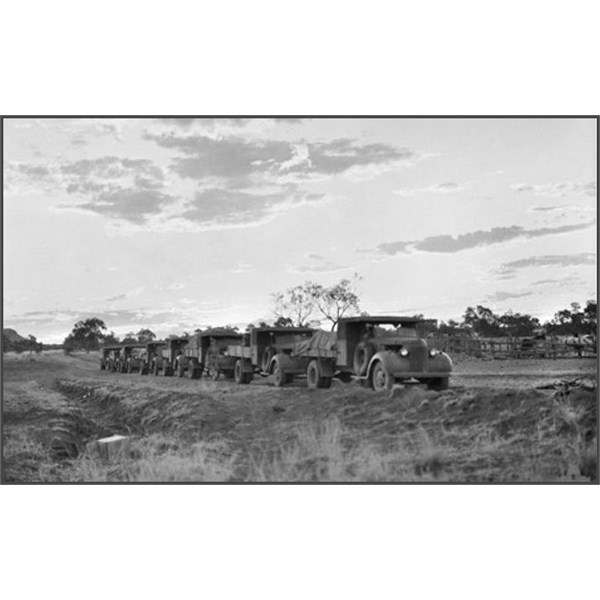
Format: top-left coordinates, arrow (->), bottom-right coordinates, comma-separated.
292,331 -> 337,358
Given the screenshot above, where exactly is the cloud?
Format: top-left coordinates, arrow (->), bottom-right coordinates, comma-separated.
61,156 -> 164,182
530,205 -> 568,212
394,182 -> 465,196
290,262 -> 349,273
61,188 -> 174,223
38,156 -> 173,223
146,132 -> 422,183
531,273 -> 581,287
106,293 -> 126,302
495,253 -> 596,278
158,118 -> 304,129
487,291 -> 533,302
181,187 -> 326,228
374,221 -> 596,256
511,181 -> 596,198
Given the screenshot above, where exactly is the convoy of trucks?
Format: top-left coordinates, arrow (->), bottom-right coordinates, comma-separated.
100,317 -> 453,391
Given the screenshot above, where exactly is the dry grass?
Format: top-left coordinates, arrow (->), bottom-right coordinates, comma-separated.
2,352 -> 597,483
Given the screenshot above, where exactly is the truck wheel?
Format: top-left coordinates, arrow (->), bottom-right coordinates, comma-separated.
273,363 -> 287,387
427,377 -> 449,391
353,342 -> 375,376
234,360 -> 245,384
262,347 -> 275,372
371,361 -> 393,392
307,360 -> 332,389
163,365 -> 173,377
127,363 -> 133,374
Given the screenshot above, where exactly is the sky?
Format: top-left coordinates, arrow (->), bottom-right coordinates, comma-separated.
3,117 -> 597,343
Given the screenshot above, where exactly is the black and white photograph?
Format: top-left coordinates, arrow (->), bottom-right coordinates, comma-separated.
2,116 -> 597,483
1,4 -> 599,600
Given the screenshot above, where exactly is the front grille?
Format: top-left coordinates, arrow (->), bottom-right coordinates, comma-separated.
409,345 -> 427,371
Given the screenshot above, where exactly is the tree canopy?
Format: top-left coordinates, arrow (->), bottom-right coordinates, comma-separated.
63,318 -> 107,352
272,277 -> 361,330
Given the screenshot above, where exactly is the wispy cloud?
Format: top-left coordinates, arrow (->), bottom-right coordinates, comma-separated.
511,181 -> 596,198
373,221 -> 596,256
289,252 -> 349,274
394,182 -> 465,196
494,253 -> 596,279
486,291 -> 533,302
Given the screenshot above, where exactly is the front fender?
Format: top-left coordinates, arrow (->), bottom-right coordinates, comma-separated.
367,350 -> 453,380
366,351 -> 403,380
269,353 -> 294,373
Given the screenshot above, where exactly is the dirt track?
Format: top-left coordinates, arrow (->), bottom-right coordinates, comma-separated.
2,351 -> 597,482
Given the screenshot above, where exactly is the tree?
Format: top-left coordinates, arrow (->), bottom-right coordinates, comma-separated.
313,278 -> 361,330
63,318 -> 107,352
121,331 -> 138,344
272,277 -> 362,330
583,300 -> 597,335
103,331 -> 120,344
497,311 -> 539,337
462,305 -> 501,337
272,282 -> 320,327
136,328 -> 156,343
273,316 -> 294,327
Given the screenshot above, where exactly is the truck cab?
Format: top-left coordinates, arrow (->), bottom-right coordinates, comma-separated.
336,316 -> 452,391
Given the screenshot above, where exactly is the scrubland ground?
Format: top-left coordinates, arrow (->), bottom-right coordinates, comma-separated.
2,351 -> 597,482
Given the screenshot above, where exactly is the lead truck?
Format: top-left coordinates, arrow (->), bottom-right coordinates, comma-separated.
239,316 -> 452,391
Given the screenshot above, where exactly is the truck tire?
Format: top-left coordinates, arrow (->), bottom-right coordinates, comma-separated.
353,342 -> 375,376
262,347 -> 275,372
188,361 -> 198,379
307,360 -> 331,389
371,361 -> 393,392
234,360 -> 243,384
273,362 -> 287,387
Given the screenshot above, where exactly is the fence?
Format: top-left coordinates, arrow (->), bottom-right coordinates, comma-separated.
429,335 -> 597,359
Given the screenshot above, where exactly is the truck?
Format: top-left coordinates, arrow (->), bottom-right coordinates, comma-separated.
183,329 -> 245,380
139,340 -> 167,375
285,316 -> 453,391
229,326 -> 317,386
100,345 -> 122,371
151,336 -> 189,376
118,344 -> 147,373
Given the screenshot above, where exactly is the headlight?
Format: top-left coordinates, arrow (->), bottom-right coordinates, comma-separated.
399,348 -> 409,357
429,349 -> 440,357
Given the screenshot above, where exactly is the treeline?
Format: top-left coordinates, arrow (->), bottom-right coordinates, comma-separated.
433,300 -> 597,338
8,276 -> 596,355
1,334 -> 43,354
